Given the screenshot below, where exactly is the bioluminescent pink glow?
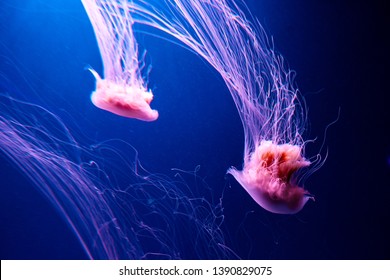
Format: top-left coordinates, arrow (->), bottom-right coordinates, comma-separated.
128,0 -> 317,213
81,0 -> 158,121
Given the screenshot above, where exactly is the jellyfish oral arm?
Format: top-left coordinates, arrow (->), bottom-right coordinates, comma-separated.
228,141 -> 312,214
88,69 -> 158,122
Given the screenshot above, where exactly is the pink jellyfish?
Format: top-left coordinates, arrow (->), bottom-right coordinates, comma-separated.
81,0 -> 158,121
128,0 -> 317,213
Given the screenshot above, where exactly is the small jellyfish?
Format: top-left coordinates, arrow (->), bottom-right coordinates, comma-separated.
88,68 -> 157,121
128,0 -> 317,213
81,0 -> 158,121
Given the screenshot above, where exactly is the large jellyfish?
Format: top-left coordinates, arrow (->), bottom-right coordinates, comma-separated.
127,0 -> 317,214
81,0 -> 158,121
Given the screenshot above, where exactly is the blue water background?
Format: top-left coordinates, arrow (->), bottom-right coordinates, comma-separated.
0,0 -> 389,259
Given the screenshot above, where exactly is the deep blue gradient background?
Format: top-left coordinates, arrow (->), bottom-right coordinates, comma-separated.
0,0 -> 389,259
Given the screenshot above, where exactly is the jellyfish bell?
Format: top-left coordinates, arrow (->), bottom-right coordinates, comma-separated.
88,68 -> 158,121
228,141 -> 313,214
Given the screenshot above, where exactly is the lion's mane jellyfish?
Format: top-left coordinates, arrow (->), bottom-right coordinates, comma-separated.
228,141 -> 311,214
81,0 -> 158,121
128,0 -> 316,214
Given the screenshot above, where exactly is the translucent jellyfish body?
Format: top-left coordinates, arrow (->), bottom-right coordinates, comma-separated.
128,0 -> 317,213
81,0 -> 158,121
228,141 -> 313,214
88,69 -> 158,121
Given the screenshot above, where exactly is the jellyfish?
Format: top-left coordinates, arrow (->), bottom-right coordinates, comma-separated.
81,0 -> 158,121
127,0 -> 317,213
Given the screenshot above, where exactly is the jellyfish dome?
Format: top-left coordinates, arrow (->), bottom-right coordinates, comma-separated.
228,141 -> 313,214
88,69 -> 158,121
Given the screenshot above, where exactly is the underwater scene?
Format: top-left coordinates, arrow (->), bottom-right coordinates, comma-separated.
0,0 -> 389,259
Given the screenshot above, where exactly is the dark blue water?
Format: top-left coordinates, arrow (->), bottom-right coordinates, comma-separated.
0,0 -> 389,259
